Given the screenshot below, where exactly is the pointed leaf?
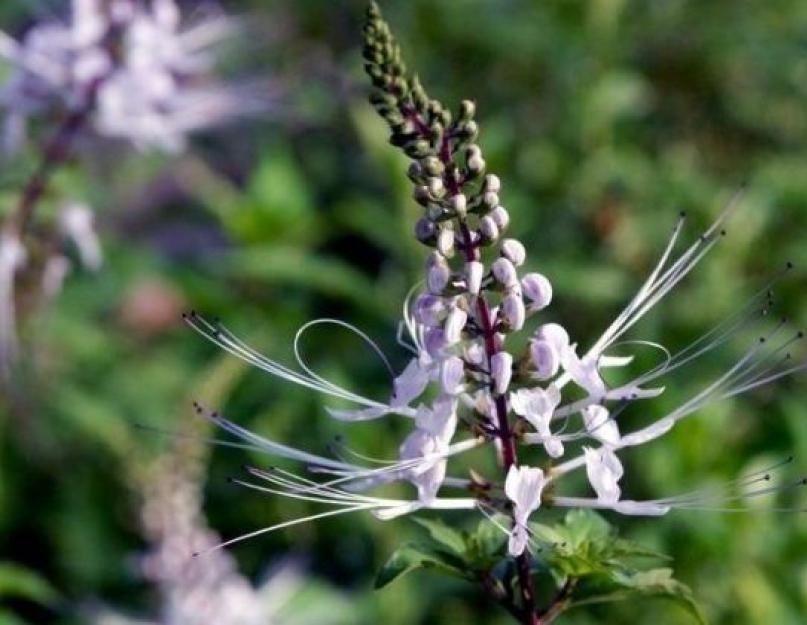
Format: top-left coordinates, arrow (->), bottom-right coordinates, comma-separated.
412,517 -> 466,555
374,544 -> 467,589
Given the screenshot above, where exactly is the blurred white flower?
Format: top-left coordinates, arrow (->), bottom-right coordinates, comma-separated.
0,233 -> 26,374
0,0 -> 268,153
59,201 -> 102,271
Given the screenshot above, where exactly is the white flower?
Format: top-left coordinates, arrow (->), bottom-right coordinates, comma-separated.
0,0 -> 266,154
582,405 -> 620,446
413,293 -> 445,327
584,446 -> 624,503
490,351 -> 513,395
522,273 -> 553,310
444,305 -> 467,344
439,356 -> 465,395
59,202 -> 102,271
426,254 -> 450,293
529,339 -> 560,379
560,343 -> 608,398
491,257 -> 518,289
510,385 -> 564,458
501,292 -> 525,331
391,357 -> 431,408
504,464 -> 545,556
490,205 -> 510,230
0,234 -> 27,371
501,239 -> 526,266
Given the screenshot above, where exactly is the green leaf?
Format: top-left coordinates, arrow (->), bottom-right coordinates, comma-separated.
374,544 -> 467,589
411,517 -> 466,555
0,610 -> 30,625
610,568 -> 706,624
463,518 -> 508,570
0,562 -> 59,605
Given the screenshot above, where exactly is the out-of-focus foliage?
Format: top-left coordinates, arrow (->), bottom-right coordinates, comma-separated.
0,1 -> 805,624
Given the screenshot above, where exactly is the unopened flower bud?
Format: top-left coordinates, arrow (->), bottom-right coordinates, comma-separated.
448,193 -> 467,218
440,356 -> 465,395
530,339 -> 560,379
482,191 -> 499,211
501,293 -> 526,331
464,341 -> 486,366
484,174 -> 501,194
491,206 -> 510,230
465,261 -> 484,295
425,327 -> 447,358
444,305 -> 468,344
459,99 -> 476,120
492,257 -> 518,289
501,239 -> 526,266
404,139 -> 431,158
522,273 -> 553,310
437,226 -> 455,257
414,293 -> 445,327
479,215 -> 499,241
426,254 -> 450,293
491,351 -> 513,395
459,120 -> 479,140
421,155 -> 444,176
535,323 -> 570,353
428,176 -> 445,197
415,218 -> 437,244
407,161 -> 423,182
466,144 -> 482,161
467,154 -> 486,176
414,185 -> 430,206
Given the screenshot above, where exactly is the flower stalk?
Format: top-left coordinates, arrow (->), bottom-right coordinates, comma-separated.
362,3 -> 543,619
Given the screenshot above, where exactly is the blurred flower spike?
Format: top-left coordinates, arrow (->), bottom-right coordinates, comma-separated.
185,2 -> 806,623
0,0 -> 267,153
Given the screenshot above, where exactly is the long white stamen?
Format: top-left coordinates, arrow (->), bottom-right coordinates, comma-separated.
193,505 -> 376,556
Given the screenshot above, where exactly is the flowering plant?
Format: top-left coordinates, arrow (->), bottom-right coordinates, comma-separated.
185,4 -> 804,623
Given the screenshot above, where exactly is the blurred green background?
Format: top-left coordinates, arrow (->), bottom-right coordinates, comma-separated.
1,1 -> 806,623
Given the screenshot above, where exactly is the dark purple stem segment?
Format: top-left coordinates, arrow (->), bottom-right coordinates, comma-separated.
4,76 -> 103,238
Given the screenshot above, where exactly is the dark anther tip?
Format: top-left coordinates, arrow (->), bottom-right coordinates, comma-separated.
192,552 -> 200,558
679,210 -> 687,218
225,476 -> 235,483
798,331 -> 805,339
786,261 -> 794,270
720,229 -> 727,236
759,336 -> 767,343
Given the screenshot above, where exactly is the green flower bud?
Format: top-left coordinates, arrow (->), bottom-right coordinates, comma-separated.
404,139 -> 431,158
459,99 -> 476,121
415,217 -> 437,245
408,161 -> 424,182
484,174 -> 501,193
414,185 -> 431,206
427,176 -> 445,197
482,191 -> 499,211
421,156 -> 444,176
448,193 -> 467,218
467,155 -> 486,177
